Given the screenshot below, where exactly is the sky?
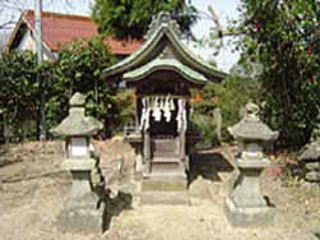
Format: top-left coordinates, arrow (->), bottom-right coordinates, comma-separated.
0,0 -> 241,72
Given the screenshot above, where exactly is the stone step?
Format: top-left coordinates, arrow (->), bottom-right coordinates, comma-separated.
148,162 -> 185,175
138,191 -> 189,205
151,157 -> 181,163
142,177 -> 187,191
144,172 -> 186,178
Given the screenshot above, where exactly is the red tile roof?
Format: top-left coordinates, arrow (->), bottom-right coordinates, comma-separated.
23,10 -> 142,55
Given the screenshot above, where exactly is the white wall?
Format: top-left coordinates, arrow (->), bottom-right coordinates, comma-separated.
16,29 -> 52,61
17,29 -> 36,52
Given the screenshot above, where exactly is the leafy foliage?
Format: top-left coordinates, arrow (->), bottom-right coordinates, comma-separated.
49,36 -> 139,138
234,0 -> 320,148
91,0 -> 198,39
191,68 -> 261,145
0,51 -> 41,140
48,36 -> 116,137
0,37 -> 136,141
111,89 -> 136,130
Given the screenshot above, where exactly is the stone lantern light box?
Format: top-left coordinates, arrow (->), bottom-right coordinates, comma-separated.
51,92 -> 103,168
69,137 -> 89,158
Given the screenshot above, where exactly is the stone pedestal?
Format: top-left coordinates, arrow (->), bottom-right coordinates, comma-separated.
57,159 -> 104,234
225,159 -> 275,227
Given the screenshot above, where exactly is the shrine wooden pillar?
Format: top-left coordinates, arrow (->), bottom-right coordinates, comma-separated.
143,130 -> 151,162
178,98 -> 187,160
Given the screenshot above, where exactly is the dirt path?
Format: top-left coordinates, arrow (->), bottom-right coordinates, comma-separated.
104,202 -> 318,240
0,141 -> 319,240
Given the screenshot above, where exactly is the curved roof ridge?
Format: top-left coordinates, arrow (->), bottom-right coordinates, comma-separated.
103,26 -> 165,77
165,27 -> 226,79
102,14 -> 227,81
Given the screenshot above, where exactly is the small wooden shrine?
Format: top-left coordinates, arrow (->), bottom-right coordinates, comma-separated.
103,12 -> 226,199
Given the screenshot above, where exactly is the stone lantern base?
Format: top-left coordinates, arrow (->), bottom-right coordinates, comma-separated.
57,159 -> 104,234
225,159 -> 275,227
225,196 -> 275,227
57,190 -> 104,234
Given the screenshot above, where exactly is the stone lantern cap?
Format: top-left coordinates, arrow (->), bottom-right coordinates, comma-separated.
299,140 -> 320,161
228,102 -> 279,141
51,92 -> 103,137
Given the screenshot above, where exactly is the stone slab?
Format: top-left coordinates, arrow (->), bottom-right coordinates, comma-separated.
224,196 -> 275,227
61,158 -> 95,171
142,178 -> 187,191
237,159 -> 270,169
306,171 -> 320,182
139,191 -> 189,205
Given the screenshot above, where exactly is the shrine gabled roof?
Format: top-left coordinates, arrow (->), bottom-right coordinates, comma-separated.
123,59 -> 208,84
102,12 -> 227,82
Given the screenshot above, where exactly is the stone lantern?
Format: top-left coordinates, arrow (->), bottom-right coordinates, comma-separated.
51,92 -> 104,233
225,102 -> 279,227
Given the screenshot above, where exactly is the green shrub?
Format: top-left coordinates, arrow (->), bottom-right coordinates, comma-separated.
0,37 -> 124,141
233,0 -> 320,148
192,69 -> 261,145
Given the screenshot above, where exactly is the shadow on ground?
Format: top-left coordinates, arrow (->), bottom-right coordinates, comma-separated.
187,151 -> 234,187
102,191 -> 133,232
0,145 -> 10,167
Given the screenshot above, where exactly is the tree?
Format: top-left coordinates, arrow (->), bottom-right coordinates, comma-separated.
48,36 -> 117,137
0,37 -> 133,142
0,50 -> 50,140
229,0 -> 320,148
191,66 -> 261,146
91,0 -> 198,39
48,36 -> 136,138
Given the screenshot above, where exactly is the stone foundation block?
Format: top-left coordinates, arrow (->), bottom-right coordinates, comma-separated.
57,192 -> 104,234
225,196 -> 275,227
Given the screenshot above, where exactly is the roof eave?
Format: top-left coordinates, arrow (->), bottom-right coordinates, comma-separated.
165,27 -> 227,81
5,13 -> 25,52
123,60 -> 208,85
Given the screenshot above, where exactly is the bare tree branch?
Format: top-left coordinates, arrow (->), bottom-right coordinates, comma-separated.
0,0 -> 76,31
198,6 -> 242,38
0,20 -> 15,29
0,0 -> 28,31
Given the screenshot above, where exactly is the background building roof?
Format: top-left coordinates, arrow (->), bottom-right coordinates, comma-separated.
12,10 -> 142,55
